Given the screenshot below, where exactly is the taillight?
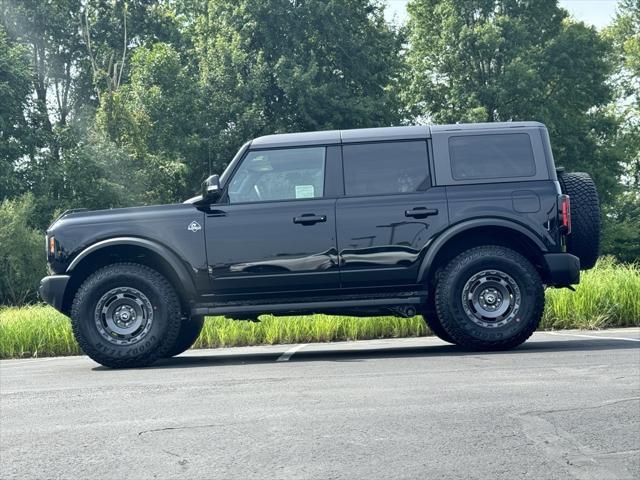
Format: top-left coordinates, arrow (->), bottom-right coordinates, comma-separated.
559,195 -> 571,234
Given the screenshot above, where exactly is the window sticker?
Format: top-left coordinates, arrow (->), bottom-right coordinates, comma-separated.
295,185 -> 315,199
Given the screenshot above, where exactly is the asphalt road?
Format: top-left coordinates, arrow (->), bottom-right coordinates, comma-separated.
1,329 -> 639,480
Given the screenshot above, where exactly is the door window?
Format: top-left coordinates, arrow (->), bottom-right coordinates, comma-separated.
228,147 -> 326,203
342,141 -> 430,196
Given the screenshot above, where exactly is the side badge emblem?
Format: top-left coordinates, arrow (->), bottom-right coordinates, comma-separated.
187,221 -> 202,232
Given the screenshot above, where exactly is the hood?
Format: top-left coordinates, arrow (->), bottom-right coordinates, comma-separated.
46,203 -> 205,273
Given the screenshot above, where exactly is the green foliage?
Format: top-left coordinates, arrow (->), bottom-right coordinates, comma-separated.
0,305 -> 81,357
404,0 -> 622,202
599,0 -> 640,262
195,0 -> 405,176
0,26 -> 32,199
605,0 -> 640,191
0,194 -> 47,305
607,0 -> 640,98
1,259 -> 638,358
541,257 -> 640,329
601,192 -> 640,263
96,43 -> 193,203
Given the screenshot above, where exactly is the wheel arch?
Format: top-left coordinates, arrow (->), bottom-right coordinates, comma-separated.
61,237 -> 197,315
418,219 -> 549,286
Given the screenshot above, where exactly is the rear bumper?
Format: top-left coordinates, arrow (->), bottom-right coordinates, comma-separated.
543,253 -> 580,287
39,275 -> 70,312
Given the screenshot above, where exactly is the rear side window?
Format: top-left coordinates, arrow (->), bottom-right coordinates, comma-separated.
449,133 -> 535,180
343,141 -> 429,196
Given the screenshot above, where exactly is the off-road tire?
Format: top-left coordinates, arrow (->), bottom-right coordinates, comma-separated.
71,263 -> 181,368
423,314 -> 457,344
422,271 -> 457,344
558,171 -> 600,270
435,246 -> 544,350
164,315 -> 205,358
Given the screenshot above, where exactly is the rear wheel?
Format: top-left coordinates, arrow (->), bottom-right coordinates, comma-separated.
421,297 -> 457,344
435,246 -> 544,350
558,171 -> 600,269
164,315 -> 205,358
423,314 -> 457,344
71,263 -> 181,368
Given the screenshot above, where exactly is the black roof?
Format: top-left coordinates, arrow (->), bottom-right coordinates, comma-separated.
250,122 -> 544,149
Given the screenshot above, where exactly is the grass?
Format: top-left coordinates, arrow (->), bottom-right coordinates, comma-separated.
0,258 -> 638,359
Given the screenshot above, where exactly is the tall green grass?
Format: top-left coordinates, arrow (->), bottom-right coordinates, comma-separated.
541,257 -> 640,329
1,258 -> 638,358
194,314 -> 426,350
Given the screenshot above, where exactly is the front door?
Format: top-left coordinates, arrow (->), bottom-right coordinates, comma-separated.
336,140 -> 449,288
204,145 -> 339,297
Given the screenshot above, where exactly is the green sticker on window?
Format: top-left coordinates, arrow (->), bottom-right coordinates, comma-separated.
295,185 -> 315,198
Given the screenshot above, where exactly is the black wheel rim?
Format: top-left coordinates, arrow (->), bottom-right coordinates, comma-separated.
94,287 -> 154,345
461,269 -> 521,328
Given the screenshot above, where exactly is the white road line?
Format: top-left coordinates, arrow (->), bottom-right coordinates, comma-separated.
276,344 -> 306,362
0,357 -> 65,366
543,331 -> 640,342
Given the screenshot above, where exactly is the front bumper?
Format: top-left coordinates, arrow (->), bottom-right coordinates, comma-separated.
543,253 -> 580,287
39,275 -> 70,312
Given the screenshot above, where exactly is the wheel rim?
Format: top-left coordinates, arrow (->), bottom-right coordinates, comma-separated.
94,287 -> 154,345
461,269 -> 521,328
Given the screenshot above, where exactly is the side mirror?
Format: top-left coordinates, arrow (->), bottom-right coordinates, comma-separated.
202,174 -> 221,202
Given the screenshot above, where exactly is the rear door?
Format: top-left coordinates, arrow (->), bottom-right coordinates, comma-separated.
336,140 -> 449,288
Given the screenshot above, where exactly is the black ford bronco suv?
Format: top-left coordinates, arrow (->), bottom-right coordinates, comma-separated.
40,122 -> 600,368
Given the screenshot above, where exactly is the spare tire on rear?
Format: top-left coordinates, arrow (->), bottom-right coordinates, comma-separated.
558,171 -> 600,270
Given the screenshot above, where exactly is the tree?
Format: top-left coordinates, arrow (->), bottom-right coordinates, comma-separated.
0,26 -> 31,199
1,0 -> 182,216
601,0 -> 640,261
95,0 -> 406,199
404,0 -> 622,202
195,0 -> 405,176
96,43 -> 192,203
605,0 -> 639,189
0,194 -> 47,305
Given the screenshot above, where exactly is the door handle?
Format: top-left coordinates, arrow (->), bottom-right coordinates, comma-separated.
293,214 -> 327,225
208,209 -> 227,217
405,207 -> 439,219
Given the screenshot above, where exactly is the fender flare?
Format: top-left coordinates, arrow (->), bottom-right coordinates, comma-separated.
66,236 -> 198,301
417,218 -> 548,283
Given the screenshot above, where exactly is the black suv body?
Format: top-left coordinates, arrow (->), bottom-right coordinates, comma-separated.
40,122 -> 600,367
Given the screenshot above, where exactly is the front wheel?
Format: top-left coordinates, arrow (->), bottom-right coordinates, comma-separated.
70,263 -> 182,368
435,246 -> 544,350
164,315 -> 205,358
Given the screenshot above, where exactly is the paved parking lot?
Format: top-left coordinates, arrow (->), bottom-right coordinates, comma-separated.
1,329 -> 639,479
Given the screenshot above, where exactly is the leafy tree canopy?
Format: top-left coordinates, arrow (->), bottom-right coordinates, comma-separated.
405,0 -> 622,200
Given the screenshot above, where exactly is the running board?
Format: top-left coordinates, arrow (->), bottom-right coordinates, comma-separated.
191,296 -> 424,317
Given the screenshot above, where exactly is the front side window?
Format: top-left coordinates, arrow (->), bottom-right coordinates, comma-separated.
227,147 -> 326,203
449,133 -> 536,180
342,141 -> 430,196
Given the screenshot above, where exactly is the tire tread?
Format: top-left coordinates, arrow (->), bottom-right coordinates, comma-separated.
70,263 -> 181,368
558,172 -> 600,270
435,245 -> 544,350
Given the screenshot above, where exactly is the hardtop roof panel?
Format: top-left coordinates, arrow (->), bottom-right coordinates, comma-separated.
340,125 -> 430,143
249,122 -> 546,149
251,130 -> 341,148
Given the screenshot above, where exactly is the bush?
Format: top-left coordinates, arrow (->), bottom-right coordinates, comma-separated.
601,192 -> 640,263
0,194 -> 47,305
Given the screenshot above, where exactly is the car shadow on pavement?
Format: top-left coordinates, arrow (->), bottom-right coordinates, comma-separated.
99,337 -> 639,371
